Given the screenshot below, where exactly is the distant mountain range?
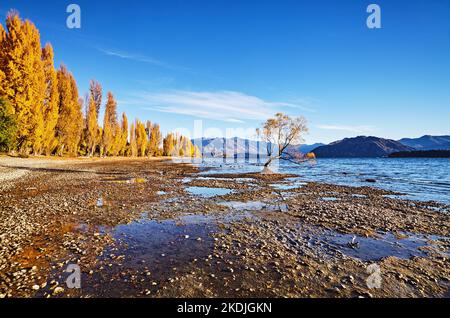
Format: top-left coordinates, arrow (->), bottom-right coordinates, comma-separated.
191,138 -> 323,158
192,138 -> 268,158
288,143 -> 325,154
311,136 -> 414,158
398,135 -> 450,151
191,135 -> 450,158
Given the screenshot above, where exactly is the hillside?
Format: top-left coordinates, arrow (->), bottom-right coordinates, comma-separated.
312,136 -> 414,158
398,135 -> 450,150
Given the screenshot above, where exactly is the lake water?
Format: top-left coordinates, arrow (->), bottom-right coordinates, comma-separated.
194,158 -> 450,204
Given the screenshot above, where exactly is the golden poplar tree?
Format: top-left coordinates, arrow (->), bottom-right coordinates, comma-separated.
102,92 -> 119,156
0,12 -> 173,159
55,65 -> 83,156
112,124 -> 122,156
130,122 -> 137,157
179,135 -> 187,157
89,80 -> 102,116
162,134 -> 199,158
145,120 -> 152,157
86,96 -> 98,156
41,43 -> 59,155
148,123 -> 162,156
120,112 -> 128,156
163,133 -> 175,157
85,80 -> 102,156
0,23 -> 6,92
0,11 -> 45,154
68,76 -> 83,155
135,120 -> 147,157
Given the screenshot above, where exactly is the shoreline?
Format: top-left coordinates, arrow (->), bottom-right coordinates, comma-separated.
0,157 -> 448,298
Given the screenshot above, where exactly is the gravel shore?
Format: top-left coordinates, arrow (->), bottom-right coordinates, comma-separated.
0,157 -> 448,298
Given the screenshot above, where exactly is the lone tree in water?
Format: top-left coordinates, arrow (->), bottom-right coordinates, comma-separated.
257,113 -> 308,173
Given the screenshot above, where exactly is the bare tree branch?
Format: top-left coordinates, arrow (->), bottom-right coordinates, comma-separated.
257,113 -> 310,169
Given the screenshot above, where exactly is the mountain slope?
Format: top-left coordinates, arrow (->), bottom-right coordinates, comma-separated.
312,136 -> 414,158
287,143 -> 325,154
191,138 -> 321,158
191,138 -> 268,157
398,135 -> 450,150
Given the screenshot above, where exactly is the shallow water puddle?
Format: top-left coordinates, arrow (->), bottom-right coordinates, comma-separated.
196,177 -> 232,181
96,198 -> 104,207
219,201 -> 267,211
186,186 -> 233,198
110,213 -> 246,257
182,177 -> 192,184
428,206 -> 449,213
383,194 -> 406,200
78,213 -> 251,296
271,180 -> 307,191
321,197 -> 340,202
270,183 -> 300,190
351,194 -> 367,199
80,215 -> 216,296
235,178 -> 256,183
312,231 -> 431,261
219,201 -> 288,212
109,215 -> 216,269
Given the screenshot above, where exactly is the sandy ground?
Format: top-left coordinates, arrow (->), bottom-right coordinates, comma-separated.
0,156 -> 448,298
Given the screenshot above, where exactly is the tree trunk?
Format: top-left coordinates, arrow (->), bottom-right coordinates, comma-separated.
261,165 -> 275,174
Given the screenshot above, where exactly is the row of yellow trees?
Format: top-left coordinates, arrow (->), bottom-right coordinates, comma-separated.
0,11 -> 200,158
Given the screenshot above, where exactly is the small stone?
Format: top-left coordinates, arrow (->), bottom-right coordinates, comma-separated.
53,287 -> 64,295
32,285 -> 40,291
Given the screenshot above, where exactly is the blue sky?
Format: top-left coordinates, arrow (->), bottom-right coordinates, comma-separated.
1,0 -> 449,144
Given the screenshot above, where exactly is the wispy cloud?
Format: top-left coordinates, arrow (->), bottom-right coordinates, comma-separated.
121,90 -> 312,123
278,97 -> 319,113
98,48 -> 189,71
316,124 -> 375,133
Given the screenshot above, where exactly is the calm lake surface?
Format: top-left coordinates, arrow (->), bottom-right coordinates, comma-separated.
195,158 -> 450,204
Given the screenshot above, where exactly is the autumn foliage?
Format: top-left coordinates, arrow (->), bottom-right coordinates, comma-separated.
0,11 -> 199,158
